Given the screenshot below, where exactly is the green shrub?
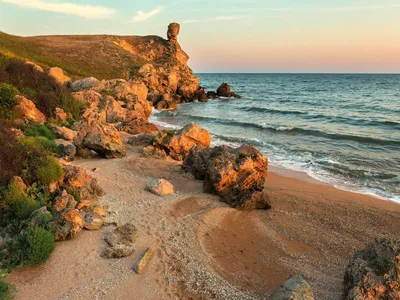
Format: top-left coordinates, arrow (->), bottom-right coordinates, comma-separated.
19,136 -> 59,156
0,280 -> 14,300
0,83 -> 19,118
23,124 -> 54,140
32,156 -> 63,186
23,226 -> 55,266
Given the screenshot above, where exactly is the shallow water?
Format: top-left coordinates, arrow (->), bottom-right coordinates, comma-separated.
150,73 -> 400,202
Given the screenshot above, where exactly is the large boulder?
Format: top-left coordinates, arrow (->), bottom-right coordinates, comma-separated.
59,165 -> 105,202
344,238 -> 400,299
103,223 -> 138,258
146,179 -> 175,196
13,96 -> 46,124
74,123 -> 126,158
153,123 -> 210,161
183,144 -> 270,210
48,67 -> 71,85
49,125 -> 77,141
70,77 -> 100,92
216,82 -> 231,97
117,116 -> 159,135
270,275 -> 314,300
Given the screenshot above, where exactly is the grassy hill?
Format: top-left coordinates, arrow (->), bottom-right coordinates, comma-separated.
0,31 -> 170,80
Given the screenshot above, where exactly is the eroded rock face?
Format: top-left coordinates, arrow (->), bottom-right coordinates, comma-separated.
344,238 -> 400,300
167,23 -> 180,43
103,223 -> 138,258
13,96 -> 46,124
270,275 -> 314,300
74,123 -> 126,158
59,165 -> 105,202
153,123 -> 211,161
183,144 -> 270,210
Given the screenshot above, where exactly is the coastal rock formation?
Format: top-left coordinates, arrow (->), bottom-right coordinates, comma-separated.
13,96 -> 46,124
59,165 -> 105,202
74,123 -> 126,158
49,125 -> 77,141
183,144 -> 270,210
217,83 -> 231,97
344,238 -> 400,299
146,179 -> 175,196
48,67 -> 71,85
103,223 -> 138,258
167,23 -> 180,43
116,116 -> 159,135
270,275 -> 314,300
153,123 -> 211,161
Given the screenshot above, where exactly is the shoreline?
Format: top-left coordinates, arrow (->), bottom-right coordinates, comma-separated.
8,144 -> 400,299
154,121 -> 398,205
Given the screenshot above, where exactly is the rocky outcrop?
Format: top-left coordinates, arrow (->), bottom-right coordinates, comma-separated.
116,116 -> 159,135
58,143 -> 77,161
167,23 -> 180,43
103,223 -> 138,258
183,144 -> 270,210
59,165 -> 104,202
52,190 -> 77,213
74,123 -> 126,158
25,61 -> 44,73
146,179 -> 175,196
152,123 -> 211,161
270,276 -> 314,300
48,67 -> 71,85
13,96 -> 46,124
70,77 -> 100,92
205,82 -> 242,99
49,125 -> 77,141
55,108 -> 72,123
344,238 -> 400,299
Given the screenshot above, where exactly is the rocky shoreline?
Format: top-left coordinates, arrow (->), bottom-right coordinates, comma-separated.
1,23 -> 400,300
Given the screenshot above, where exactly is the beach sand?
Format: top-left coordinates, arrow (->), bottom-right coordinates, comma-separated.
8,144 -> 400,299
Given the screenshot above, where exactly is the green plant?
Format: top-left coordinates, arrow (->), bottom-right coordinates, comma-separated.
23,226 -> 55,266
32,156 -> 63,186
0,83 -> 19,118
23,124 -> 55,140
66,187 -> 81,202
19,136 -> 59,156
0,270 -> 14,300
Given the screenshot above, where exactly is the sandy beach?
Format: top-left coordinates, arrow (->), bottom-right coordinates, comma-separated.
8,143 -> 400,300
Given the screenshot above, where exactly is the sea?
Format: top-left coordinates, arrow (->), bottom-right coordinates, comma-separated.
150,74 -> 400,203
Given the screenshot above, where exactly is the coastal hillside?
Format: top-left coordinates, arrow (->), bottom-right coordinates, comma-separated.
0,30 -> 184,80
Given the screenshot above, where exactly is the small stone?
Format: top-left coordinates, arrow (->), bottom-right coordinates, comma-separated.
146,179 -> 174,197
84,211 -> 104,230
92,167 -> 100,173
133,248 -> 154,274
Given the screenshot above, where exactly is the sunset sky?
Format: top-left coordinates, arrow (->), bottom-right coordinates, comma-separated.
1,0 -> 399,73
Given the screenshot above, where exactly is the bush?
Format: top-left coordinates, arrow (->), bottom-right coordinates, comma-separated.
23,124 -> 54,140
31,156 -> 63,186
0,280 -> 14,300
19,136 -> 59,156
0,83 -> 19,118
23,226 -> 55,266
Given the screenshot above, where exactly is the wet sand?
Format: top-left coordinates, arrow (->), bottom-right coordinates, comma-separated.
8,145 -> 400,299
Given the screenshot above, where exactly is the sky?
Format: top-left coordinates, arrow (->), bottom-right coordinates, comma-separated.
0,0 -> 400,73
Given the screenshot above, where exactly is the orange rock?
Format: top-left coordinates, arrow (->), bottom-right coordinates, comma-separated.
13,96 -> 46,124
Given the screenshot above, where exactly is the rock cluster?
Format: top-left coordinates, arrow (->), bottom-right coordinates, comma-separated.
344,238 -> 400,299
183,144 -> 270,210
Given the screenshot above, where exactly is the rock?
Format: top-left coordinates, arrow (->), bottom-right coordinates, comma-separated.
231,92 -> 242,99
178,77 -> 200,101
103,95 -> 127,123
103,223 -> 138,258
146,179 -> 175,196
77,200 -> 91,210
91,167 -> 100,173
153,123 -> 211,161
142,145 -> 167,159
55,107 -> 72,123
128,133 -> 155,146
12,176 -> 27,191
52,209 -> 84,241
29,206 -> 52,227
70,77 -> 100,92
74,123 -> 126,158
13,96 -> 46,124
216,82 -> 231,97
58,143 -> 77,161
83,211 -> 104,230
344,238 -> 400,299
53,190 -> 77,213
167,23 -> 180,43
60,165 -> 105,202
206,91 -> 218,99
182,144 -> 270,210
76,147 -> 93,159
49,125 -> 77,141
197,89 -> 208,102
25,61 -> 44,73
117,116 -> 159,135
48,67 -> 71,85
133,248 -> 154,274
270,275 -> 314,300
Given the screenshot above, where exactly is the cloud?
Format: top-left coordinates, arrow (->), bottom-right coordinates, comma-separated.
0,0 -> 116,19
131,7 -> 161,22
